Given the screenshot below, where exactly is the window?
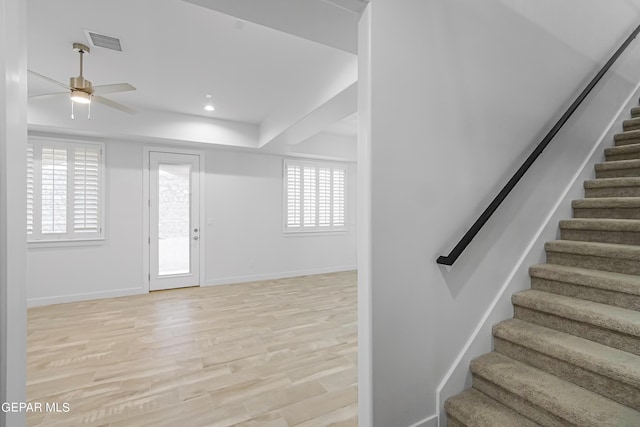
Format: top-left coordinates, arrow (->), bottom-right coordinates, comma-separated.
284,159 -> 346,232
27,138 -> 104,242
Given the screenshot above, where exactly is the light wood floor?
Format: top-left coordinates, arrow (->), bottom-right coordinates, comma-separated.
27,271 -> 358,427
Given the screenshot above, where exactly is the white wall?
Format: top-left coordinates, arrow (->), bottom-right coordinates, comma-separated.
205,149 -> 357,285
28,139 -> 145,304
361,1 -> 640,426
27,136 -> 357,305
0,0 -> 28,425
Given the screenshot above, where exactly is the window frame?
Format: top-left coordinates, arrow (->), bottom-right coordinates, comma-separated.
27,137 -> 106,245
283,158 -> 347,234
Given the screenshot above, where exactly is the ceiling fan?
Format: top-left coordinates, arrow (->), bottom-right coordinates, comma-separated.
29,42 -> 136,116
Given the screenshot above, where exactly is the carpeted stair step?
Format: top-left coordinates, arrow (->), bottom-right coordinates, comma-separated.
529,263 -> 640,310
470,352 -> 640,426
605,142 -> 640,161
631,106 -> 640,118
545,240 -> 640,275
559,218 -> 640,245
493,318 -> 640,410
595,159 -> 640,178
614,130 -> 640,146
584,177 -> 640,198
512,289 -> 640,355
623,117 -> 640,132
445,389 -> 539,427
572,197 -> 640,219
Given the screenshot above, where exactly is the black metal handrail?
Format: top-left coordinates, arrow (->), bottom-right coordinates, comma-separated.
437,23 -> 640,266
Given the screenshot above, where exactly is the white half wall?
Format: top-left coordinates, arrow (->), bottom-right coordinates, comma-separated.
361,1 -> 640,426
357,6 -> 373,427
0,0 -> 28,425
27,136 -> 357,306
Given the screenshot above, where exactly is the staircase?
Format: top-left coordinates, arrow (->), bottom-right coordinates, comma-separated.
444,104 -> 640,426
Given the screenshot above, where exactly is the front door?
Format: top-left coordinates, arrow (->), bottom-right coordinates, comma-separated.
149,151 -> 200,291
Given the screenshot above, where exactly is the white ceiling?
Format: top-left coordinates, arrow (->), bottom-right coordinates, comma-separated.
27,0 -> 360,155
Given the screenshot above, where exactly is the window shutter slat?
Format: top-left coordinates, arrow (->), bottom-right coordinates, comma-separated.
303,166 -> 316,227
286,165 -> 301,227
318,168 -> 331,227
73,146 -> 101,233
26,144 -> 34,235
40,147 -> 68,234
333,169 -> 345,227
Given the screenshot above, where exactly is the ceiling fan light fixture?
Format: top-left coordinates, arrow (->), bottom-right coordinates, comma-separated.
70,90 -> 91,104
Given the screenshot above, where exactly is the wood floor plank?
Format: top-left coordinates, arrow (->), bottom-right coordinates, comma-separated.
243,380 -> 328,416
27,271 -> 358,426
277,387 -> 358,426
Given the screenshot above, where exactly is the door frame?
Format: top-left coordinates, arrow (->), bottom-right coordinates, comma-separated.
143,146 -> 206,292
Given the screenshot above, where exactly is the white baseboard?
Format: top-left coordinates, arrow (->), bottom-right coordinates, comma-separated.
408,414 -> 438,427
28,287 -> 147,307
27,267 -> 357,307
205,265 -> 357,286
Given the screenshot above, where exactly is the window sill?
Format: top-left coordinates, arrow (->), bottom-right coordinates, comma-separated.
28,238 -> 105,249
283,229 -> 348,237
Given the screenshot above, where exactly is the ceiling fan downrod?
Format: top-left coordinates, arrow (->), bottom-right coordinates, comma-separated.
70,43 -> 93,95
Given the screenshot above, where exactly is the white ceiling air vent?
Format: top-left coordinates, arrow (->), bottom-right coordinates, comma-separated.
84,30 -> 122,52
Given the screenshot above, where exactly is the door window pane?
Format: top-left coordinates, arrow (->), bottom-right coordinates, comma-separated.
158,163 -> 191,275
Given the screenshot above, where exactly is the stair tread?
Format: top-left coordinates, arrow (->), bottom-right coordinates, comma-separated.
471,352 -> 640,426
623,117 -> 640,125
560,218 -> 640,232
494,318 -> 640,388
445,389 -> 538,427
596,158 -> 640,170
605,143 -> 640,155
545,239 -> 640,260
615,129 -> 640,141
512,289 -> 640,337
584,177 -> 640,188
572,197 -> 640,208
529,263 -> 640,296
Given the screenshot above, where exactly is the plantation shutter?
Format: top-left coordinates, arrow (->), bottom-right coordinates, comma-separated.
26,144 -> 34,235
74,146 -> 100,233
284,159 -> 347,232
332,169 -> 345,227
27,139 -> 104,242
40,147 -> 68,234
318,168 -> 331,227
286,164 -> 301,228
303,166 -> 317,227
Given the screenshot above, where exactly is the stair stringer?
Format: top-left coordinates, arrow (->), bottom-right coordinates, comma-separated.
436,83 -> 640,427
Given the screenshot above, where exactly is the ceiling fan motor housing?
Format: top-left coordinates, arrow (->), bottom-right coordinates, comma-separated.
70,76 -> 93,94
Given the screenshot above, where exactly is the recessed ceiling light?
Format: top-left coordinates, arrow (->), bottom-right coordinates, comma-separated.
205,94 -> 213,99
204,105 -> 215,111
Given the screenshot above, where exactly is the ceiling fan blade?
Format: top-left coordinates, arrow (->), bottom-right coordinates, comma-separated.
93,83 -> 136,95
93,95 -> 136,114
29,92 -> 68,99
28,70 -> 70,90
